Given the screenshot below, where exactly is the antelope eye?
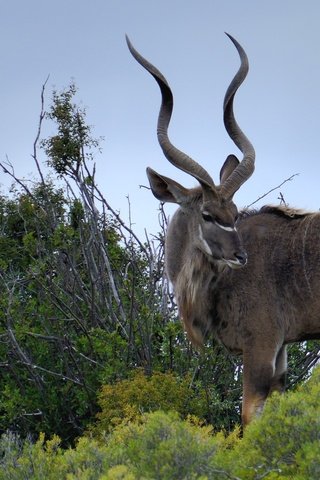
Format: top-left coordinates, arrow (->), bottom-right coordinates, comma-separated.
202,212 -> 214,222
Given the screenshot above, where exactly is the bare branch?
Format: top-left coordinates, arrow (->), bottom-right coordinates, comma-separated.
245,173 -> 299,208
0,156 -> 38,202
32,75 -> 50,185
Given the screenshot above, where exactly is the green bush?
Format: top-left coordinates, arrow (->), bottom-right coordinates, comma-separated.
215,366 -> 320,479
104,410 -> 222,479
0,433 -> 66,480
89,369 -> 209,436
0,413 -> 220,480
1,368 -> 319,480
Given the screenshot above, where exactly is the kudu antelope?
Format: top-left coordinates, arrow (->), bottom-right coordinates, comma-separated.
127,34 -> 320,425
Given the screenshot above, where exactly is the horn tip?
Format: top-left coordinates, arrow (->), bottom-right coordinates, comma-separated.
225,32 -> 242,51
125,34 -> 133,51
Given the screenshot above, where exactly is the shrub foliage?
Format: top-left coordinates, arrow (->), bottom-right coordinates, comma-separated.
0,368 -> 319,479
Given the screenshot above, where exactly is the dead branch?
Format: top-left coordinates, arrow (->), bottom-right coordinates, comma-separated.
245,173 -> 299,208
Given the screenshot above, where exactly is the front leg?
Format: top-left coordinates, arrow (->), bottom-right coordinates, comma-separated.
242,345 -> 283,426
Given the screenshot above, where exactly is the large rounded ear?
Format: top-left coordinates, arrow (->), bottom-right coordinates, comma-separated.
220,154 -> 240,185
146,167 -> 191,204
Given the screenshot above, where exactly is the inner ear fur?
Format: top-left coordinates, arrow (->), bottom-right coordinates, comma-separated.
146,167 -> 190,204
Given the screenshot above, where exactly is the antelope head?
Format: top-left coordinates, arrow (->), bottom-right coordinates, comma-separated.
127,34 -> 255,270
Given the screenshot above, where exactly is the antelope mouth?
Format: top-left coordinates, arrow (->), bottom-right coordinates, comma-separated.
223,256 -> 247,269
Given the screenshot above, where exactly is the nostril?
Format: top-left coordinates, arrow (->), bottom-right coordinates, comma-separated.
235,251 -> 247,265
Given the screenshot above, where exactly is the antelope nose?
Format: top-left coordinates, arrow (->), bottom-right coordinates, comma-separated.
235,251 -> 247,266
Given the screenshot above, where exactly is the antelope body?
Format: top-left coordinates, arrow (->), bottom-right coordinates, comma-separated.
127,35 -> 320,425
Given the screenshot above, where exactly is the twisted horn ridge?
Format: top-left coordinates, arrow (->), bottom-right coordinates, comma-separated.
126,35 -> 216,189
221,33 -> 255,198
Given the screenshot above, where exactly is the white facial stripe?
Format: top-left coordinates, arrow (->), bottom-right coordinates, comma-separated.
198,225 -> 212,255
215,221 -> 237,232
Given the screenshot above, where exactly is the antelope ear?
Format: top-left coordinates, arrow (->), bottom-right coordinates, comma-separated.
220,154 -> 240,184
146,167 -> 190,204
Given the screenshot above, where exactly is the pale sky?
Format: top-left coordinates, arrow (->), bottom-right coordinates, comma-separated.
1,1 -> 320,237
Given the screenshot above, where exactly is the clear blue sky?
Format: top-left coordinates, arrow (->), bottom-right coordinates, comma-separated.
1,0 -> 320,236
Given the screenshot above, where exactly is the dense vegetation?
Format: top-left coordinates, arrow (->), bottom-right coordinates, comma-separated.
1,367 -> 319,479
0,83 -> 319,477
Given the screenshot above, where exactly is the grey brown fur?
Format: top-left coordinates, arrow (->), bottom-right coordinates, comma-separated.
127,35 -> 320,425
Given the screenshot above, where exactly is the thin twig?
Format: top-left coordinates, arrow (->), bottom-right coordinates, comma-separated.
245,173 -> 299,208
32,75 -> 50,185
